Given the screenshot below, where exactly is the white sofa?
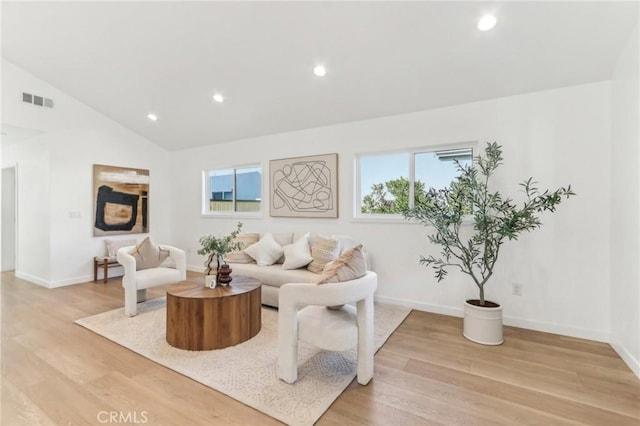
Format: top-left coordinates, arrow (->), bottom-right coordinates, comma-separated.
229,232 -> 370,308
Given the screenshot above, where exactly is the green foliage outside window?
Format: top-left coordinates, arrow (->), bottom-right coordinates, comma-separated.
361,177 -> 422,214
361,177 -> 469,214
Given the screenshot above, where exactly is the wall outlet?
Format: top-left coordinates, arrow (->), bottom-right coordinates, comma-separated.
512,283 -> 522,296
68,211 -> 81,218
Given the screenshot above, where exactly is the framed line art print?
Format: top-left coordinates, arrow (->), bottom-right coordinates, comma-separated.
270,153 -> 338,218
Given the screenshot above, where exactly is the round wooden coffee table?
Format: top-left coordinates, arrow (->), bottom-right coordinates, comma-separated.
166,275 -> 262,350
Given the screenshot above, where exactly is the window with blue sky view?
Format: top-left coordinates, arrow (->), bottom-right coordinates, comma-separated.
358,146 -> 473,215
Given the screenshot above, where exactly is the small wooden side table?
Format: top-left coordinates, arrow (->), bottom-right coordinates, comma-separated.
93,256 -> 120,283
166,275 -> 262,351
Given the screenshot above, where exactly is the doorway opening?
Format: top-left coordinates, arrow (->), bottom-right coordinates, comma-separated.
2,166 -> 16,272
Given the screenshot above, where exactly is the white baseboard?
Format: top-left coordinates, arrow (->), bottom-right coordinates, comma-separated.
375,295 -> 464,318
502,316 -> 609,343
15,271 -> 121,288
375,295 -> 610,343
14,271 -> 50,288
610,340 -> 640,379
49,274 -> 95,288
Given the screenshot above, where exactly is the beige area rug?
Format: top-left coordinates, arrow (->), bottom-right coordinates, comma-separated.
75,299 -> 411,426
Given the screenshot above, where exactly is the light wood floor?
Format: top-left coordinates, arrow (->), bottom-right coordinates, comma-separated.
1,271 -> 638,425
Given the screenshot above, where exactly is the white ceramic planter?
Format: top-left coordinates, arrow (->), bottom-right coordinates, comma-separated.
463,300 -> 503,345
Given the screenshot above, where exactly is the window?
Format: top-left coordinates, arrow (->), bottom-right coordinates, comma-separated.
356,144 -> 473,218
203,165 -> 262,214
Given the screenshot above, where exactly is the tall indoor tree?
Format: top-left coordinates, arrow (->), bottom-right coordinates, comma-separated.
404,142 -> 575,344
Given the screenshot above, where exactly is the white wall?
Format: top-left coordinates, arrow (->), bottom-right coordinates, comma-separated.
171,81 -> 611,342
1,59 -> 173,287
610,24 -> 640,377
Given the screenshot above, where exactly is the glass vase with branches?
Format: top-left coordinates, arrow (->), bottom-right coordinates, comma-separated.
197,222 -> 244,280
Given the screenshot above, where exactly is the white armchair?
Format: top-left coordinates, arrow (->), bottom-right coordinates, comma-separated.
277,271 -> 378,385
117,244 -> 186,316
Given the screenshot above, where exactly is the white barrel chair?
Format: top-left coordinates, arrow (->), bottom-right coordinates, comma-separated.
277,271 -> 378,385
117,244 -> 187,316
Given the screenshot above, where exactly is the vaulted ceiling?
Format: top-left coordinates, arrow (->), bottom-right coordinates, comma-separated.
2,1 -> 638,151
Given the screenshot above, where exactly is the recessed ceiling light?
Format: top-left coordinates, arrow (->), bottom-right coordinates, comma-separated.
313,65 -> 327,77
213,93 -> 224,103
478,15 -> 497,31
147,113 -> 158,121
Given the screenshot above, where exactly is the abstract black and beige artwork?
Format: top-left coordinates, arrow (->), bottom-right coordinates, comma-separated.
93,164 -> 149,236
270,153 -> 338,218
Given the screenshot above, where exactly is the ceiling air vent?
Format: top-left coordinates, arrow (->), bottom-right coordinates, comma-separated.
22,92 -> 54,109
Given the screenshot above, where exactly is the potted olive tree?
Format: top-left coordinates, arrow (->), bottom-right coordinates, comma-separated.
404,142 -> 575,345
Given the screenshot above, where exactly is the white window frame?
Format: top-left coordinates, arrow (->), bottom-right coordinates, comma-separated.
354,141 -> 476,222
201,163 -> 263,218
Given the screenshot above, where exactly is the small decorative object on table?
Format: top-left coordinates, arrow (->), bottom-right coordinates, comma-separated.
217,264 -> 233,286
205,275 -> 217,288
197,222 -> 243,285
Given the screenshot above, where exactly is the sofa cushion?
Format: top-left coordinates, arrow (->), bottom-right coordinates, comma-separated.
230,263 -> 318,288
307,235 -> 339,274
136,267 -> 182,289
94,255 -> 118,264
244,232 -> 284,266
318,244 -> 367,284
282,233 -> 313,270
225,233 -> 259,264
130,237 -> 169,270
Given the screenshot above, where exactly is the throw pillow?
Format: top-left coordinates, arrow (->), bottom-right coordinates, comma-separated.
129,237 -> 170,270
331,234 -> 358,254
282,233 -> 313,270
317,244 -> 367,284
273,232 -> 293,264
106,238 -> 137,257
307,235 -> 339,274
243,232 -> 284,266
225,233 -> 260,264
